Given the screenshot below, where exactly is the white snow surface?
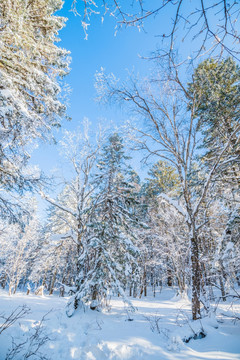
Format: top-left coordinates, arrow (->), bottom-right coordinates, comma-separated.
0,288 -> 240,360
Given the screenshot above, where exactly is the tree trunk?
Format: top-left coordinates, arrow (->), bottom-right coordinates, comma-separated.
42,270 -> 47,288
166,255 -> 173,286
200,263 -> 210,313
49,269 -> 58,295
8,284 -> 13,296
0,274 -> 7,289
191,236 -> 201,320
219,273 -> 226,301
167,268 -> 173,287
92,286 -> 98,301
176,274 -> 185,294
139,266 -> 147,298
13,283 -> 18,294
133,283 -> 137,298
90,285 -> 99,310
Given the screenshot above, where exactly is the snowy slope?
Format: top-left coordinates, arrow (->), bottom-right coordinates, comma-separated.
0,288 -> 239,360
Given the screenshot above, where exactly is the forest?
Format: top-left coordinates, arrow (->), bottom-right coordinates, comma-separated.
0,1 -> 239,359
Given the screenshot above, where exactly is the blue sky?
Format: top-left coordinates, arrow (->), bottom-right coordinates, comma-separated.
31,1 -> 210,177
30,2 -> 173,179
30,1 -> 227,216
30,1 -> 172,215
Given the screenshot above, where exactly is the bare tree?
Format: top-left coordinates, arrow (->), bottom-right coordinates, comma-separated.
39,120 -> 104,299
95,61 -> 240,319
72,0 -> 240,60
0,206 -> 41,296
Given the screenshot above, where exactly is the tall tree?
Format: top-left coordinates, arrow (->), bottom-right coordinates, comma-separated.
0,0 -> 70,222
96,60 -> 240,319
189,58 -> 240,185
188,58 -> 240,300
67,133 -> 140,314
41,123 -> 102,299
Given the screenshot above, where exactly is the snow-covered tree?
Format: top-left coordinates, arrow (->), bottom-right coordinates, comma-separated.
189,58 -> 240,185
30,199 -> 78,295
67,133 -> 140,314
145,160 -> 180,198
0,199 -> 42,294
0,0 -> 70,222
96,58 -> 240,319
40,123 -> 103,298
136,163 -> 187,297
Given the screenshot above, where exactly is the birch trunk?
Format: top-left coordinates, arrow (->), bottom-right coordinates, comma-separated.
191,235 -> 201,320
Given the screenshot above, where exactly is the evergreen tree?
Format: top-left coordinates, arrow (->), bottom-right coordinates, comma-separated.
189,58 -> 240,184
145,160 -> 180,197
67,133 -> 140,314
0,0 -> 70,222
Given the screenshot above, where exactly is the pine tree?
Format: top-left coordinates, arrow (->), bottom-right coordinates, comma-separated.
145,160 -> 180,198
189,58 -> 240,184
0,0 -> 70,222
67,133 -> 140,314
189,58 -> 240,304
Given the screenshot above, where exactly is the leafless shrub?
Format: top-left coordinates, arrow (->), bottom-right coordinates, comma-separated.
5,311 -> 52,360
144,314 -> 170,340
0,305 -> 31,335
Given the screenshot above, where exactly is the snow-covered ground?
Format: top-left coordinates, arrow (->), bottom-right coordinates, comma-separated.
0,288 -> 240,360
